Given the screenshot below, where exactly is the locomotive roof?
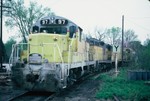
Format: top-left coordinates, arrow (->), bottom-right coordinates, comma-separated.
86,38 -> 105,46
32,15 -> 81,29
86,37 -> 112,49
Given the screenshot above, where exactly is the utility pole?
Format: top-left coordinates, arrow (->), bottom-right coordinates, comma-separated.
122,15 -> 124,65
0,0 -> 11,71
0,0 -> 3,70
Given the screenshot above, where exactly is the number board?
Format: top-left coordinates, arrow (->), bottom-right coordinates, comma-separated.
40,19 -> 68,26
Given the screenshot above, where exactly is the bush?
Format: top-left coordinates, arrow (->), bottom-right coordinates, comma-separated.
129,40 -> 150,70
96,68 -> 150,100
138,40 -> 150,70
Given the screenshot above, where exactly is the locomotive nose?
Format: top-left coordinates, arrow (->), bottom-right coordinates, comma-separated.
26,74 -> 39,83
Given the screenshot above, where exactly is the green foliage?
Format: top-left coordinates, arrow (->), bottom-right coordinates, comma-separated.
96,68 -> 150,100
106,27 -> 121,45
4,37 -> 16,62
128,40 -> 150,70
139,47 -> 150,70
129,41 -> 142,52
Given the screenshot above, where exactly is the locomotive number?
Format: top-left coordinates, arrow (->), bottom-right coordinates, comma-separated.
57,19 -> 66,24
55,19 -> 68,25
40,19 -> 68,26
41,19 -> 50,25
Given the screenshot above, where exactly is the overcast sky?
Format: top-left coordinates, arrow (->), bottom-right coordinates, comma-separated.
3,0 -> 150,43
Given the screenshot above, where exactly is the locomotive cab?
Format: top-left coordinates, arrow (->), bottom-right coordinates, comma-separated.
20,16 -> 80,64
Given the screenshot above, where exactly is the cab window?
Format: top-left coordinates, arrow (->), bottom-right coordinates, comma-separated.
69,26 -> 76,38
79,27 -> 82,41
32,26 -> 39,33
40,27 -> 67,34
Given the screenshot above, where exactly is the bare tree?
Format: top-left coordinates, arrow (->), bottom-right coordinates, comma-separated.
105,27 -> 121,45
94,27 -> 106,41
124,29 -> 137,48
5,0 -> 53,42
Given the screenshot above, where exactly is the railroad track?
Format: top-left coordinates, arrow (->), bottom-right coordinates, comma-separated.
6,71 -> 104,101
7,91 -> 55,101
7,91 -> 29,101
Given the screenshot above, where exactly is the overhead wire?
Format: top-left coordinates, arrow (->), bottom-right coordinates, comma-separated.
125,17 -> 150,33
127,16 -> 150,19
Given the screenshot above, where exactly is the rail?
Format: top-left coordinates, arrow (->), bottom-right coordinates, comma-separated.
7,91 -> 54,101
7,91 -> 29,101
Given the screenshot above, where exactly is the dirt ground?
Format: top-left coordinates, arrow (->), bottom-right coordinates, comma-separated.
0,74 -> 102,101
51,76 -> 101,101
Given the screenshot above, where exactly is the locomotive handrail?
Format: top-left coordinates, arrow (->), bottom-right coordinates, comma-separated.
9,44 -> 15,67
34,43 -> 64,80
67,33 -> 76,76
9,42 -> 65,80
9,44 -> 21,66
42,43 -> 64,63
9,43 -> 29,67
10,43 -> 64,63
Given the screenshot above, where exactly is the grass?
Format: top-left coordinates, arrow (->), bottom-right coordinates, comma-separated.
96,67 -> 150,101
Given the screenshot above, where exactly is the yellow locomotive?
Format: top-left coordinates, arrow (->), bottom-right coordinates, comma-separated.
9,15 -> 122,92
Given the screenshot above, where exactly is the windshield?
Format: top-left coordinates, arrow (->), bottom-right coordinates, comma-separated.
40,27 -> 67,35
